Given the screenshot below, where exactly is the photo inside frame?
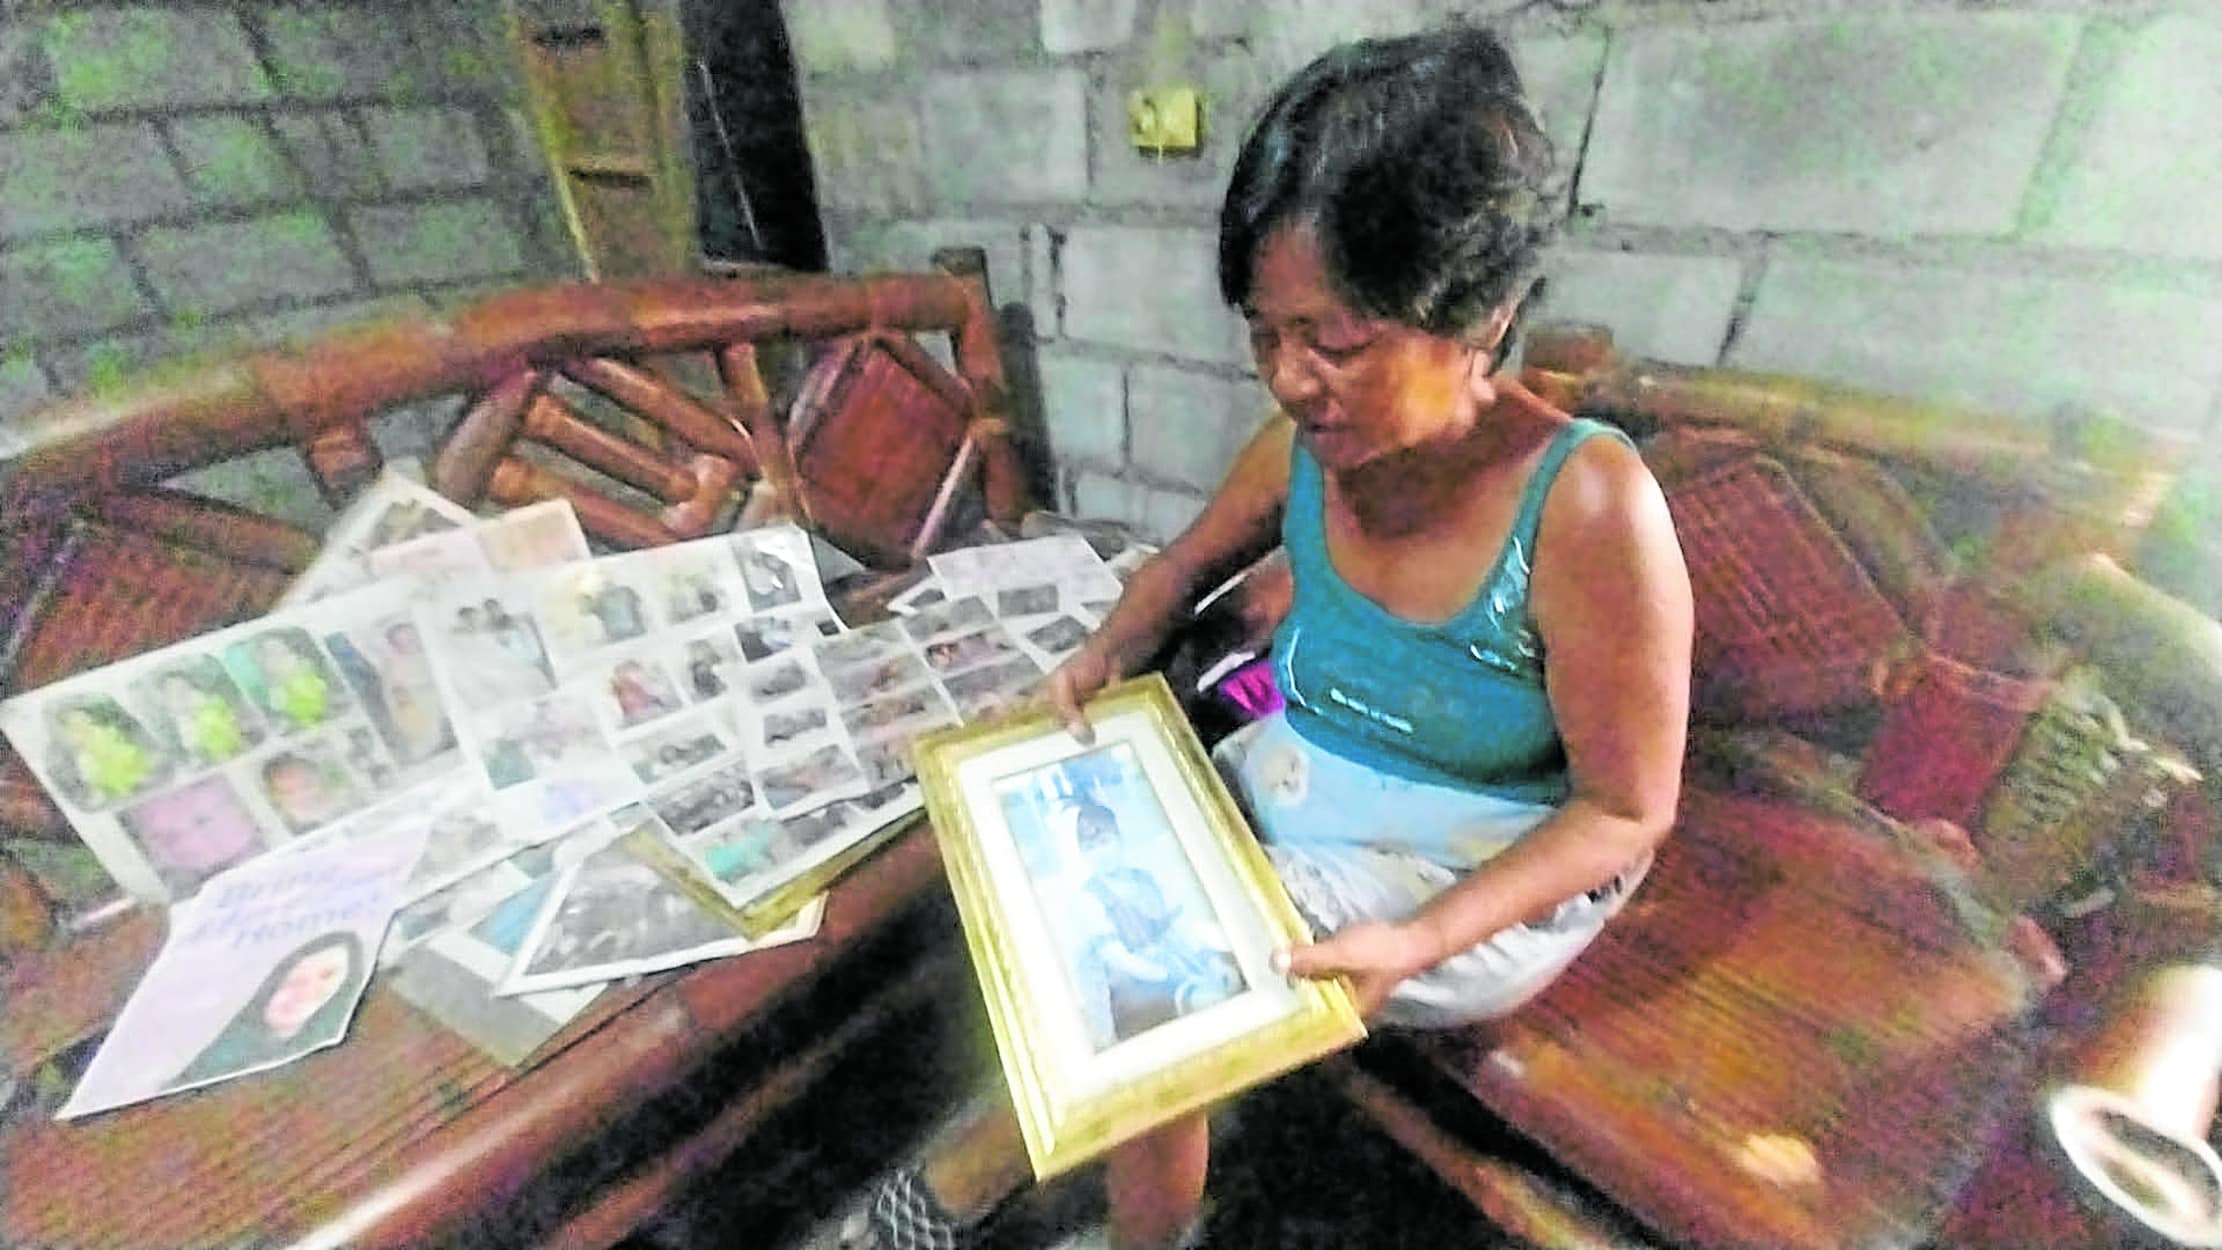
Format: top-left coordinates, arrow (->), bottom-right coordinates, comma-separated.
955,706 -> 1304,1098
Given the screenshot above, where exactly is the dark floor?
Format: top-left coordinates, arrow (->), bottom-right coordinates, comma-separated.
616,991 -> 1536,1250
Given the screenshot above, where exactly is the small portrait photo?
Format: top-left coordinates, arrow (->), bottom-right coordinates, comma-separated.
841,686 -> 955,739
437,598 -> 555,706
648,759 -> 756,836
1025,616 -> 1092,659
517,854 -> 735,978
945,655 -> 1045,720
995,742 -> 1247,1052
478,501 -> 589,572
222,628 -> 352,736
732,615 -> 801,664
997,583 -> 1060,619
540,569 -> 654,658
623,716 -> 735,785
117,773 -> 266,896
475,695 -> 611,791
745,657 -> 813,705
257,740 -> 366,834
407,804 -> 505,892
923,626 -> 1024,676
760,705 -> 830,751
165,931 -> 368,1092
42,695 -> 173,810
326,616 -> 455,765
134,657 -> 266,769
656,554 -> 732,625
898,596 -> 992,643
686,816 -> 803,886
813,620 -> 908,670
855,739 -> 914,790
366,498 -> 463,548
825,652 -> 930,704
679,634 -> 740,702
339,725 -> 399,791
734,544 -> 803,613
757,743 -> 865,813
599,657 -> 685,729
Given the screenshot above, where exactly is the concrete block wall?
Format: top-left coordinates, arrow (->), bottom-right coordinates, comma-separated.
784,0 -> 2220,610
0,2 -> 575,477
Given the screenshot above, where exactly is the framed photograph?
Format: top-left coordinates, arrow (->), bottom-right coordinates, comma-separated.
913,674 -> 1363,1179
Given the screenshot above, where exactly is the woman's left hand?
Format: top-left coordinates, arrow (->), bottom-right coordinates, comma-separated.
1276,921 -> 1436,1019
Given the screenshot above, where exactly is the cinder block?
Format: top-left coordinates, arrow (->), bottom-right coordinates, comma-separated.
259,6 -> 431,100
43,329 -> 173,398
1585,15 -> 2079,236
249,293 -> 436,345
906,0 -> 1036,63
1090,46 -> 1283,209
803,95 -> 928,215
136,211 -> 358,316
1731,254 -> 2222,437
169,446 -> 336,532
1127,363 -> 1267,492
1027,223 -> 1058,335
1071,466 -> 1145,529
782,0 -> 900,75
1036,351 -> 1125,465
1537,249 -> 1744,367
169,115 -> 303,206
272,111 -> 384,198
0,123 -> 193,240
1042,0 -> 1138,54
1187,0 -> 1446,62
44,8 -> 270,110
1512,32 -> 1606,198
362,105 -> 493,192
2038,15 -> 2222,261
827,217 -> 1026,313
923,70 -> 1088,205
0,236 -> 151,338
0,349 -> 56,447
1061,227 -> 1249,365
351,199 -> 529,287
1143,486 -> 1207,544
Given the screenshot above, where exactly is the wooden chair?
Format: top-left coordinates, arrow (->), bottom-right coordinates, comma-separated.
0,253 -> 1025,1249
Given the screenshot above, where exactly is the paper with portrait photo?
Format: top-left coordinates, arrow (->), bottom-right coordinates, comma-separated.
364,498 -> 591,591
58,824 -> 429,1119
927,533 -> 1122,608
278,469 -> 477,607
498,810 -> 825,995
729,524 -> 830,620
0,581 -> 463,904
648,779 -> 922,921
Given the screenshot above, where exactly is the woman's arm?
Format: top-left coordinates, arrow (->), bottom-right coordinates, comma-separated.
1048,414 -> 1294,737
1286,435 -> 1693,1012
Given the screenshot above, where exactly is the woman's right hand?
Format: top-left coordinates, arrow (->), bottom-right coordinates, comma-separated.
1044,642 -> 1117,744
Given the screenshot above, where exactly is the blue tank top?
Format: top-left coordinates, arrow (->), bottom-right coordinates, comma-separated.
1272,418 -> 1629,803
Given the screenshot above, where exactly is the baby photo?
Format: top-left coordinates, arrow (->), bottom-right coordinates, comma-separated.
623,715 -> 737,785
648,759 -> 757,837
922,625 -> 1024,676
42,695 -> 174,810
222,628 -> 352,736
597,657 -> 685,729
324,616 -> 456,766
744,657 -> 814,705
898,596 -> 992,643
132,657 -> 266,769
678,634 -> 741,702
434,597 -> 555,706
254,738 -> 366,835
824,652 -> 930,704
996,583 -> 1060,619
117,773 -> 266,896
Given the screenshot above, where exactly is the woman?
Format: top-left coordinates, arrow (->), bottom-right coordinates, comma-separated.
168,932 -> 367,1090
844,27 -> 1691,1250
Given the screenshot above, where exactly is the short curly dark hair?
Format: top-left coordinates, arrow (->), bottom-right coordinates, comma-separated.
1218,27 -> 1557,344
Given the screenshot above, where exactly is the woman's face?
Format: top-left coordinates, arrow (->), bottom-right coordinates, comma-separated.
263,944 -> 352,1038
1243,222 -> 1479,470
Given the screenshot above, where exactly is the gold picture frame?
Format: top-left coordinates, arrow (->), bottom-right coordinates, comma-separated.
913,673 -> 1365,1179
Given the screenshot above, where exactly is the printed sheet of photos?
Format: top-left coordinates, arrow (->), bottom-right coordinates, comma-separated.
0,579 -> 475,904
278,468 -> 593,607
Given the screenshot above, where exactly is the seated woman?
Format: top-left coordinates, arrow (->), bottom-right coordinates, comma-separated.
842,26 -> 1692,1250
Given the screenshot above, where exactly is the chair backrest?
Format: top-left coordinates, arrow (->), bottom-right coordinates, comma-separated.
0,251 -> 1029,956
